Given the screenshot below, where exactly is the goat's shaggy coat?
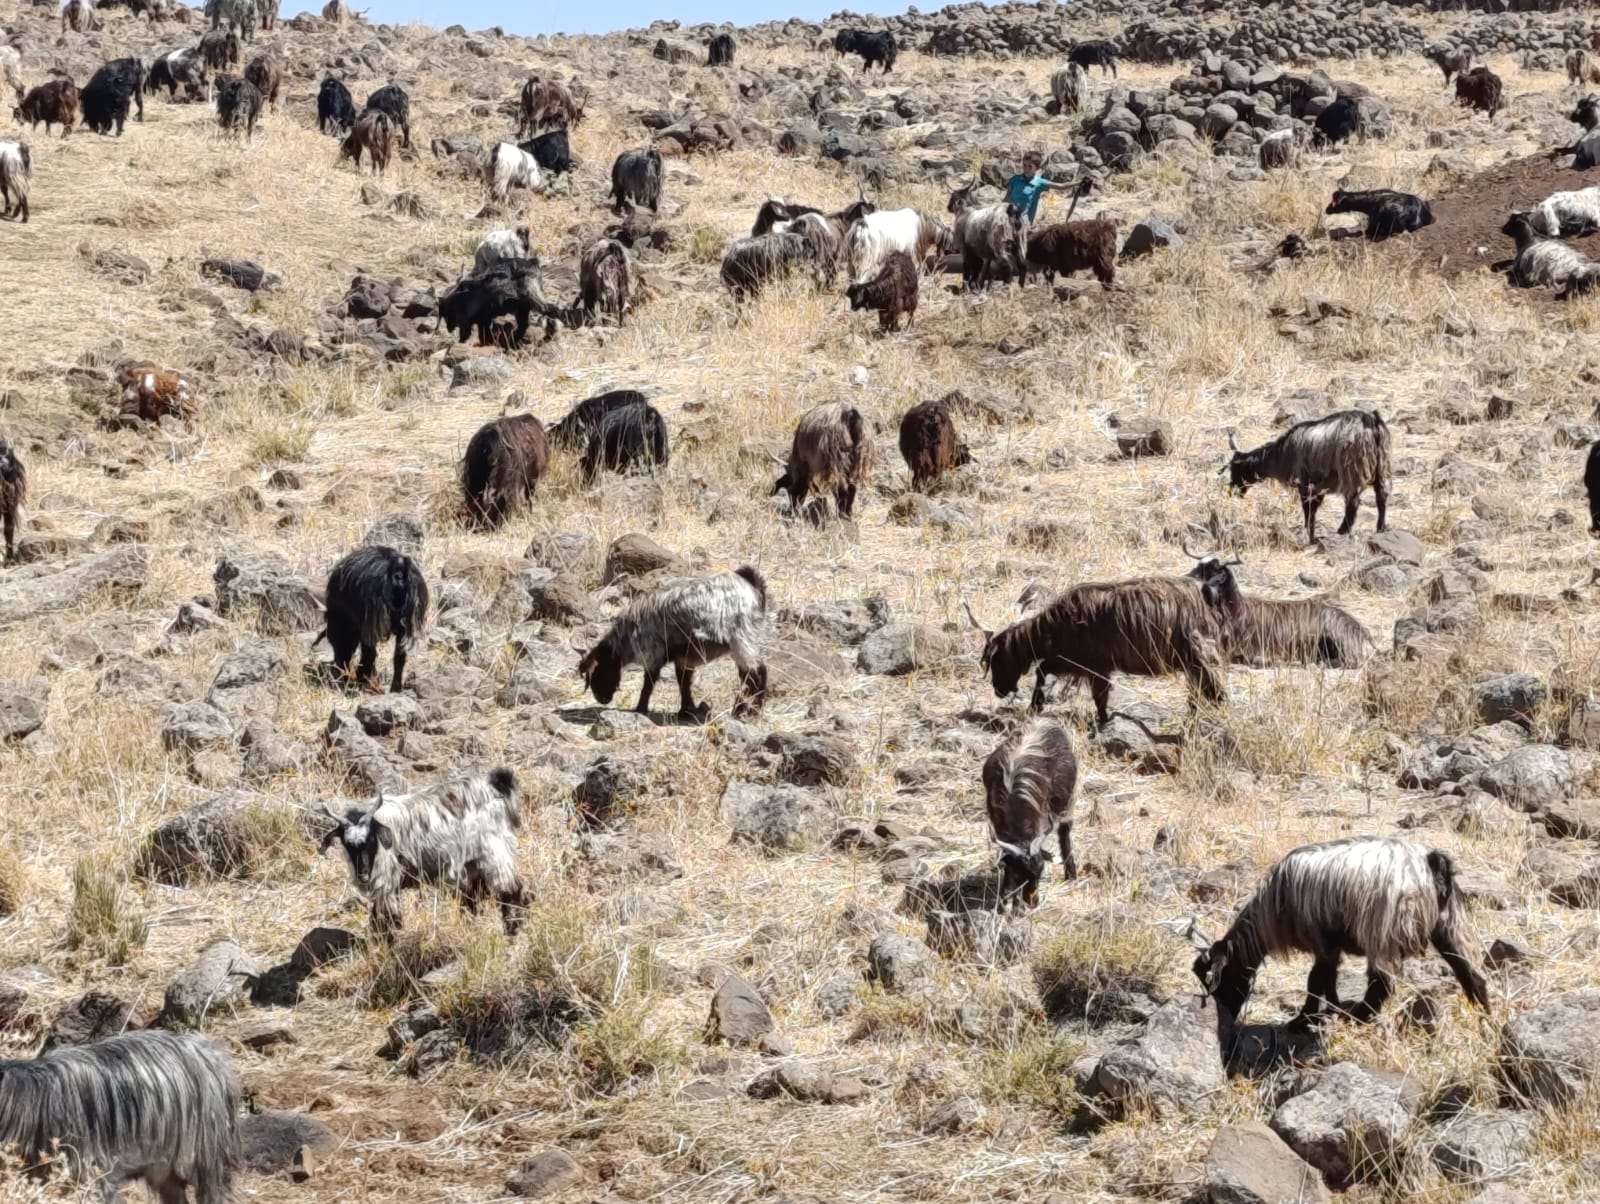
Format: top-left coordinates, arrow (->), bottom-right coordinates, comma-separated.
984,720 -> 1078,910
0,439 -> 25,561
199,28 -> 240,71
319,544 -> 429,693
1587,441 -> 1600,535
898,397 -> 971,491
1194,836 -> 1490,1027
0,45 -> 21,105
1050,61 -> 1088,114
845,249 -> 918,331
752,197 -> 821,236
1504,213 -> 1600,298
1425,43 -> 1471,83
473,225 -> 531,273
82,58 -> 145,135
1068,39 -> 1118,76
773,401 -> 876,520
521,126 -> 571,175
1454,65 -> 1503,118
844,208 -> 949,282
578,237 -> 635,326
720,231 -> 815,300
949,192 -> 1022,289
549,389 -> 647,450
1185,557 -> 1371,668
1529,185 -> 1600,236
205,0 -> 255,39
1225,409 -> 1391,541
117,362 -> 195,422
973,576 -> 1228,723
320,767 -> 526,937
364,83 -> 410,147
214,74 -> 261,138
517,75 -> 582,136
1570,48 -> 1600,85
148,48 -> 207,100
765,199 -> 872,285
438,260 -> 564,347
61,0 -> 99,32
1324,188 -> 1434,241
13,79 -> 78,136
484,140 -> 542,202
1024,217 -> 1116,288
461,413 -> 550,529
836,28 -> 896,72
242,52 -> 280,110
0,140 -> 29,223
580,400 -> 669,481
707,32 -> 736,66
340,107 -> 394,173
1312,96 -> 1363,147
0,1030 -> 240,1202
610,147 -> 662,214
578,567 -> 769,721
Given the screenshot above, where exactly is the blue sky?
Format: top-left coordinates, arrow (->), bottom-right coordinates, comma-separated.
360,0 -> 895,36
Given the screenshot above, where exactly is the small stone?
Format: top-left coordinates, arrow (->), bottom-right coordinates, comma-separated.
505,1148 -> 582,1198
1205,1121 -> 1331,1204
867,934 -> 931,993
708,972 -> 774,1047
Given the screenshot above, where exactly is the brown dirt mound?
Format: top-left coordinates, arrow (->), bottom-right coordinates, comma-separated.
1404,153 -> 1600,276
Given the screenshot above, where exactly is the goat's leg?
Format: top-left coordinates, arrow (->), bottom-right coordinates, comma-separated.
836,483 -> 857,518
1337,492 -> 1360,536
1057,819 -> 1076,880
786,468 -> 811,516
1090,676 -> 1112,726
1029,670 -> 1048,713
1342,961 -> 1395,1023
1297,481 -> 1317,542
674,662 -> 707,723
730,638 -> 767,718
390,638 -> 408,694
157,1175 -> 190,1204
1289,952 -> 1341,1031
2,506 -> 13,561
1432,926 -> 1491,1011
498,878 -> 527,936
357,642 -> 379,689
635,667 -> 658,714
1373,475 -> 1388,532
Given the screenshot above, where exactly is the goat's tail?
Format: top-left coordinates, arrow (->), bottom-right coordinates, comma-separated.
487,766 -> 516,798
734,564 -> 769,610
1369,408 -> 1392,484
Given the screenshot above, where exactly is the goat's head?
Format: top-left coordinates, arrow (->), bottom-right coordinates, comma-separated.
577,643 -> 622,705
1323,188 -> 1352,216
1221,429 -> 1263,495
1183,542 -> 1244,613
844,282 -> 868,311
963,602 -> 1026,698
946,178 -> 976,216
318,802 -> 392,884
995,840 -> 1047,910
1501,212 -> 1533,240
1191,936 -> 1231,998
0,443 -> 19,485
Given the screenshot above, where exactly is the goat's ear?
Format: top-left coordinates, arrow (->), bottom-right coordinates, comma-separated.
372,821 -> 394,850
319,822 -> 343,853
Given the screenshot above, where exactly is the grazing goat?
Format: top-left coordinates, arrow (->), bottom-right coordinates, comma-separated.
1529,185 -> 1600,236
242,51 -> 280,110
1503,212 -> 1600,299
1184,554 -> 1371,668
1193,836 -> 1490,1028
1424,42 -> 1471,84
215,74 -> 261,139
721,231 -> 816,301
578,567 -> 769,721
1259,126 -> 1296,170
752,197 -> 820,236
0,439 -> 25,561
473,224 -> 531,273
768,198 -> 874,284
835,29 -> 896,72
965,573 -> 1229,724
1068,40 -> 1118,77
1570,48 -> 1600,86
148,48 -> 207,100
1311,96 -> 1363,148
198,28 -> 239,71
846,249 -> 918,331
984,720 -> 1079,909
549,388 -> 647,450
461,413 -> 549,528
484,140 -> 542,203
773,401 -> 875,519
580,400 -> 669,481
317,543 -> 428,693
522,126 -> 571,176
1224,409 -> 1391,542
340,107 -> 394,173
365,83 -> 410,147
82,58 -> 145,136
319,767 -> 526,937
1050,60 -> 1088,115
13,79 -> 78,136
438,259 -> 565,347
1588,441 -> 1600,535
653,38 -> 696,64
1024,215 -> 1116,288
578,237 -> 636,326
517,75 -> 582,136
610,146 -> 661,214
708,32 -> 735,66
1454,65 -> 1503,119
898,397 -> 971,491
957,201 -> 1022,289
205,0 -> 255,39
317,75 -> 355,134
1324,188 -> 1434,242
0,140 -> 28,223
61,0 -> 99,32
0,1030 -> 239,1203
844,207 -> 949,282
118,362 -> 194,421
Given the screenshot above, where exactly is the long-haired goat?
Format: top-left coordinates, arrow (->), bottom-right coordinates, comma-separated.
1571,49 -> 1600,86
580,400 -> 669,482
517,75 -> 582,137
752,197 -> 821,236
844,207 -> 950,282
1024,214 -> 1116,288
770,198 -> 875,285
1324,188 -> 1434,241
82,58 -> 145,136
1311,96 -> 1363,148
1224,409 -> 1390,542
0,438 -> 25,561
610,147 -> 661,214
319,767 -> 526,937
1185,554 -> 1371,668
1424,42 -> 1472,84
0,1030 -> 239,1203
1050,61 -> 1088,114
773,401 -> 876,520
1529,185 -> 1600,236
839,29 -> 895,72
708,32 -> 736,66
0,139 -> 28,223
984,720 -> 1079,910
484,140 -> 542,203
578,566 -> 768,721
521,127 -> 571,176
578,237 -> 636,326
721,231 -> 816,301
198,29 -> 239,72
117,361 -> 195,422
242,51 -> 280,110
1067,39 -> 1117,76
1454,65 -> 1503,118
1193,836 -> 1490,1028
473,225 -> 531,273
438,259 -> 565,347
845,249 -> 918,331
1502,212 -> 1600,299
13,79 -> 78,136
898,397 -> 971,491
215,75 -> 262,139
461,413 -> 550,529
364,83 -> 410,147
965,574 -> 1229,724
148,48 -> 207,101
549,388 -> 647,451
316,544 -> 429,693
950,191 -> 1022,290
1587,441 -> 1600,535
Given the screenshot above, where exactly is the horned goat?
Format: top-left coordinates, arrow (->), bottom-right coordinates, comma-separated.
484,140 -> 542,203
577,237 -> 636,326
720,231 -> 816,301
1503,212 -> 1600,299
984,720 -> 1079,910
610,147 -> 661,214
578,566 -> 769,721
316,543 -> 429,693
773,401 -> 876,520
1024,215 -> 1116,288
1223,409 -> 1391,541
1050,61 -> 1088,114
1068,39 -> 1117,76
1454,65 -> 1503,119
319,767 -> 526,937
1184,553 -> 1371,668
1423,42 -> 1471,84
461,412 -> 550,528
1529,185 -> 1600,236
845,249 -> 918,331
844,207 -> 950,282
1193,836 -> 1490,1028
364,83 -> 410,147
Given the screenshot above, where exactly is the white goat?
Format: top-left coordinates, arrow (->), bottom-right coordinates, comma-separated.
1050,61 -> 1088,114
319,767 -> 526,937
844,207 -> 948,283
474,224 -> 532,272
483,141 -> 543,204
1530,185 -> 1600,236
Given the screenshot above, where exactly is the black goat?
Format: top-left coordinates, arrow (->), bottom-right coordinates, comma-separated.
365,83 -> 410,147
836,29 -> 896,72
1312,96 -> 1362,148
580,401 -> 670,482
610,147 -> 662,213
81,58 -> 145,135
521,127 -> 571,175
317,544 -> 429,693
317,76 -> 355,134
1325,188 -> 1434,241
549,389 -> 648,451
708,32 -> 736,66
0,439 -> 24,562
1068,40 -> 1118,77
462,413 -> 550,528
438,260 -> 566,348
215,75 -> 262,139
1587,441 -> 1600,535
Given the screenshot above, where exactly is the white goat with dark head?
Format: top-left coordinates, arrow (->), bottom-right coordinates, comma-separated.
319,766 -> 526,938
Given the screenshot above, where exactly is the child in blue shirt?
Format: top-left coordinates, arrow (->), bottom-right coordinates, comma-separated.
1005,150 -> 1076,240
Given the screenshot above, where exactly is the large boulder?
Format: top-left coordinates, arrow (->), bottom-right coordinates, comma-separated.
856,624 -> 965,675
1270,1062 -> 1415,1183
240,1110 -> 338,1175
1499,989 -> 1600,1105
866,933 -> 932,992
0,546 -> 148,626
159,939 -> 258,1028
1475,745 -> 1573,813
213,551 -> 323,636
1092,996 -> 1225,1117
707,971 -> 774,1046
1205,1121 -> 1331,1204
0,678 -> 49,741
138,791 -> 294,884
1428,1111 -> 1533,1182
718,781 -> 831,852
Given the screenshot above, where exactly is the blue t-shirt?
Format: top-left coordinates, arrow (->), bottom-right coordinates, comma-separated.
1006,173 -> 1049,220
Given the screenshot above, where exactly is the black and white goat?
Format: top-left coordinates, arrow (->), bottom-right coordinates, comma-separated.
316,544 -> 429,693
319,767 -> 527,937
1503,212 -> 1600,299
984,720 -> 1078,910
578,566 -> 769,721
473,225 -> 532,273
0,139 -> 28,223
1223,409 -> 1391,542
0,1030 -> 239,1203
0,438 -> 24,561
1193,836 -> 1490,1028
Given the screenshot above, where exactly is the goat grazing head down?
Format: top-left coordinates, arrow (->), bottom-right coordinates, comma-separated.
318,802 -> 390,883
577,642 -> 623,705
962,601 -> 1027,698
1190,929 -> 1236,1001
1221,429 -> 1266,496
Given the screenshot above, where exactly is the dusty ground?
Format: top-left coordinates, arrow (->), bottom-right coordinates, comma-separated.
3,3 -> 1600,1202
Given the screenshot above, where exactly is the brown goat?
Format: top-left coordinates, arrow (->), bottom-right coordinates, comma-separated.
243,53 -> 281,111
461,413 -> 550,528
1455,66 -> 1503,118
14,79 -> 77,137
577,237 -> 635,326
341,108 -> 394,174
1024,218 -> 1117,288
845,249 -> 918,332
652,38 -> 696,64
773,401 -> 876,520
517,76 -> 582,137
0,438 -> 25,562
1184,556 -> 1371,668
967,575 -> 1229,724
984,720 -> 1079,909
898,397 -> 971,491
117,362 -> 195,422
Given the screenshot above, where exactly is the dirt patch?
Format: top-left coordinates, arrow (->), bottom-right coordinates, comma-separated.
1404,152 -> 1600,275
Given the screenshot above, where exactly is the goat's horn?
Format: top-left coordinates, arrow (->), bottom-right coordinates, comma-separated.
1226,429 -> 1238,451
960,601 -> 993,637
1187,920 -> 1213,948
1180,537 -> 1207,561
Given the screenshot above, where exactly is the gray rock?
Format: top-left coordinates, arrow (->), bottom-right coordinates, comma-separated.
487,567 -> 596,628
1368,529 -> 1426,565
1499,989 -> 1600,1105
0,678 -> 49,742
762,730 -> 858,786
159,939 -> 257,1028
138,790 -> 291,884
1270,1062 -> 1415,1182
1542,799 -> 1600,840
923,1095 -> 982,1135
362,512 -> 424,557
0,546 -> 148,626
718,780 -> 831,852
867,933 -> 932,992
1113,417 -> 1174,458
709,971 -> 774,1047
323,709 -> 408,794
505,1148 -> 583,1198
747,1060 -> 867,1104
354,694 -> 423,736
1093,996 -> 1224,1117
207,643 -> 286,715
1428,1110 -> 1533,1182
43,991 -> 132,1051
1473,675 -> 1546,727
160,701 -> 235,756
856,623 -> 964,675
602,533 -> 681,584
212,551 -> 322,636
816,972 -> 859,1018
451,355 -> 516,388
924,908 -> 1030,967
1205,1121 -> 1331,1204
1475,745 -> 1573,813
783,596 -> 889,645
1119,219 -> 1183,258
240,1111 -> 338,1175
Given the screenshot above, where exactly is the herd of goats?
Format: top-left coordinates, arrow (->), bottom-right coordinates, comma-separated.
1,10 -> 1599,1204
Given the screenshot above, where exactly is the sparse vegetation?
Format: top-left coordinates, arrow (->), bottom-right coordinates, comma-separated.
65,858 -> 148,966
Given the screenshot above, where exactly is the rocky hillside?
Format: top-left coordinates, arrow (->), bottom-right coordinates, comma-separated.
4,0 -> 1600,1201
